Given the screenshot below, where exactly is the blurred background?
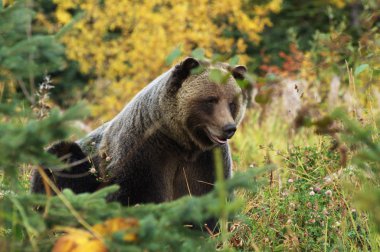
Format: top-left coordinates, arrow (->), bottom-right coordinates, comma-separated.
2,0 -> 378,121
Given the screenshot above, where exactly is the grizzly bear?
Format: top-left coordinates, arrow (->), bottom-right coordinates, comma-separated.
31,57 -> 248,214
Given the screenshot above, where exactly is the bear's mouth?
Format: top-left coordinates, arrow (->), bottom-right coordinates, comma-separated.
205,128 -> 227,145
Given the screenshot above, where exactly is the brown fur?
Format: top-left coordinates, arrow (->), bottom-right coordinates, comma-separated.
31,57 -> 249,228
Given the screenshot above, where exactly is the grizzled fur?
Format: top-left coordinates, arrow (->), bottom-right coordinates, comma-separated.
31,58 -> 249,216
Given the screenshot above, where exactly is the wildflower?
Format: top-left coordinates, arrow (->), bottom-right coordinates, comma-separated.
89,167 -> 96,174
249,164 -> 254,168
309,191 -> 315,196
288,178 -> 294,183
324,177 -> 332,184
347,165 -> 354,171
309,219 -> 316,224
91,141 -> 96,146
322,208 -> 329,215
39,76 -> 54,91
325,190 -> 333,196
289,202 -> 296,209
106,156 -> 111,162
313,204 -> 319,211
313,187 -> 321,193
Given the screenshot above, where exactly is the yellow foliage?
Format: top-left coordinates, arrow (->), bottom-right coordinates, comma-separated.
2,0 -> 15,6
92,217 -> 139,242
52,228 -> 106,252
327,0 -> 346,8
52,218 -> 139,252
54,0 -> 282,120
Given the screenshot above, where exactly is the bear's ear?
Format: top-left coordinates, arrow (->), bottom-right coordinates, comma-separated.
231,65 -> 247,80
181,57 -> 200,71
168,57 -> 200,93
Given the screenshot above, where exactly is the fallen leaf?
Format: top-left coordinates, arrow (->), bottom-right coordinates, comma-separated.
52,218 -> 139,252
93,218 -> 139,242
52,228 -> 106,252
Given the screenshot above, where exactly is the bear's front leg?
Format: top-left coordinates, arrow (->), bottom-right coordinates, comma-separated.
31,141 -> 100,195
106,164 -> 177,206
173,145 -> 232,232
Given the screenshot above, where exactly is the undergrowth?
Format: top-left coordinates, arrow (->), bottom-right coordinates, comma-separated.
229,108 -> 379,251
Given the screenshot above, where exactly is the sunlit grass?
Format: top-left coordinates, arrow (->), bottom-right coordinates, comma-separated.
229,107 -> 377,250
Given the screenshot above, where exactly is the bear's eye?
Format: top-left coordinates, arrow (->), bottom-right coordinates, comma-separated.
204,96 -> 219,104
229,102 -> 237,115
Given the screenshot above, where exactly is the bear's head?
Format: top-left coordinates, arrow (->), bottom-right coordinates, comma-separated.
163,57 -> 250,150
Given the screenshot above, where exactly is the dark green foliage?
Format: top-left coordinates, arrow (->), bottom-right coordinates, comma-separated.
246,0 -> 339,69
247,0 -> 379,71
40,59 -> 90,108
0,85 -> 88,250
0,0 -> 89,108
1,168 -> 267,251
0,102 -> 87,188
0,1 -> 65,86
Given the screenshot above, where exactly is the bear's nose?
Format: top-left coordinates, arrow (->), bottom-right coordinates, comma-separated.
223,124 -> 237,139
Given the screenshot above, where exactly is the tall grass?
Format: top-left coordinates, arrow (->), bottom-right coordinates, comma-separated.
228,80 -> 379,250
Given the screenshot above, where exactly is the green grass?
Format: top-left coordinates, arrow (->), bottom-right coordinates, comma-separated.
229,110 -> 377,251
